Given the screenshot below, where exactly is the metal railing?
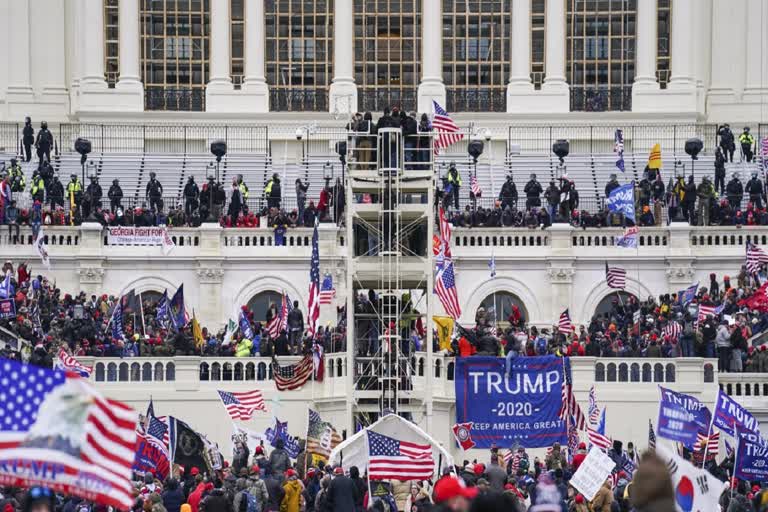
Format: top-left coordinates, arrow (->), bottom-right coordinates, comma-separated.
446,88 -> 507,113
570,86 -> 633,112
144,87 -> 206,112
358,89 -> 417,113
269,88 -> 329,112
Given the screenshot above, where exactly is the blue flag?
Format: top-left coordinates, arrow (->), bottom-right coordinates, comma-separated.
614,129 -> 625,173
657,387 -> 712,447
239,309 -> 254,339
265,418 -> 301,458
597,408 -> 606,436
712,389 -> 761,438
0,271 -> 13,300
606,183 -> 635,223
111,301 -> 125,341
169,284 -> 186,330
156,290 -> 169,326
488,254 -> 496,278
735,431 -> 768,481
678,283 -> 699,305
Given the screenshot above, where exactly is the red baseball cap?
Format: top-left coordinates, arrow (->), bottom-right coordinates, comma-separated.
434,476 -> 479,503
190,467 -> 199,476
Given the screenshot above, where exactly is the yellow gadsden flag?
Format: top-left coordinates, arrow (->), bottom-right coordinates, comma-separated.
648,143 -> 662,169
433,316 -> 455,351
192,311 -> 205,349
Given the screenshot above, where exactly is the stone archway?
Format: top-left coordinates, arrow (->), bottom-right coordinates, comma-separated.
463,276 -> 543,324
477,291 -> 529,326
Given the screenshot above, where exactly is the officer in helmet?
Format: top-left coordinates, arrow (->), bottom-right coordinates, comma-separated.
34,120 -> 53,166
48,174 -> 64,209
84,175 -> 103,218
726,172 -> 744,210
22,117 -> 34,162
746,171 -> 765,209
108,179 -> 123,213
524,173 -> 542,209
145,171 -> 164,213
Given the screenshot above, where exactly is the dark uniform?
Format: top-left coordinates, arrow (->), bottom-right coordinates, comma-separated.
714,148 -> 726,195
718,124 -> 735,163
183,176 -> 199,217
84,176 -> 103,217
499,175 -> 518,209
746,172 -> 765,209
524,174 -> 543,209
34,121 -> 53,166
22,117 -> 34,162
48,176 -> 64,209
145,172 -> 163,212
108,179 -> 123,212
726,175 -> 744,210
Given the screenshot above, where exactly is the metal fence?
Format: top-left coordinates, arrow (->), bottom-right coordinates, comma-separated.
58,123 -> 270,155
446,88 -> 507,113
144,87 -> 205,112
358,89 -> 418,113
269,88 -> 329,112
570,86 -> 633,112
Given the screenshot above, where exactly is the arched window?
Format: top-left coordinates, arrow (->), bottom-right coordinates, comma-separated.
211,363 -> 221,381
246,363 -> 255,381
166,362 -> 175,381
107,363 -> 117,382
703,363 -> 714,383
595,363 -> 605,382
447,361 -> 455,381
607,363 -> 617,382
618,363 -> 628,382
200,362 -> 210,381
131,362 -> 141,381
247,291 -> 284,323
642,363 -> 652,382
665,364 -> 676,383
234,362 -> 244,381
95,363 -> 105,382
119,363 -> 129,381
630,363 -> 640,382
653,363 -> 664,382
142,363 -> 152,381
478,291 -> 528,326
257,362 -> 267,381
593,292 -> 637,321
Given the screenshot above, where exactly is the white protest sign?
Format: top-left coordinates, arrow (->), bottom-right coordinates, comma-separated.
569,447 -> 616,501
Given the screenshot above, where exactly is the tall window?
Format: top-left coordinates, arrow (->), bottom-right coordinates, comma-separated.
105,0 -> 120,87
656,0 -> 670,88
231,0 -> 244,88
265,0 -> 333,111
531,0 -> 546,88
141,0 -> 210,111
566,0 -> 636,111
442,0 -> 510,112
354,0 -> 421,112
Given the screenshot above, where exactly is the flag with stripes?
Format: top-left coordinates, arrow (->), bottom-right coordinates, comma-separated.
272,355 -> 314,391
265,418 -> 301,458
605,262 -> 627,289
558,309 -> 574,333
367,430 -> 434,481
435,261 -> 461,319
54,348 -> 93,378
308,220 -> 321,338
133,415 -> 170,481
470,174 -> 482,197
432,101 -> 463,154
217,390 -> 266,421
697,304 -> 717,323
267,293 -> 290,338
761,137 -> 768,171
693,432 -> 720,455
648,419 -> 657,450
0,359 -> 137,511
306,409 -> 342,460
588,386 -> 600,426
319,273 -> 336,305
559,358 -> 586,430
746,241 -> 768,274
435,207 -> 452,269
614,129 -> 625,173
663,321 -> 682,342
567,415 -> 581,462
587,427 -> 612,451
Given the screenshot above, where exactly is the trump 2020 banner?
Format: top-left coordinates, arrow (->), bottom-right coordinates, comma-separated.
454,356 -> 566,448
713,389 -> 761,438
735,431 -> 768,481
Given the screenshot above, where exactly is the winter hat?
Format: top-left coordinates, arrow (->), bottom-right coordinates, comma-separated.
574,494 -> 585,505
529,473 -> 563,512
629,452 -> 675,512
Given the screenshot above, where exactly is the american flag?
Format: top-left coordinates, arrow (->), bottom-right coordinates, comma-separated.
559,358 -> 586,430
0,359 -> 137,511
319,273 -> 336,305
308,220 -> 321,338
605,262 -> 627,289
697,304 -> 716,323
216,390 -> 266,421
272,355 -> 314,391
746,241 -> 768,274
614,129 -> 625,173
55,348 -> 93,378
588,386 -> 600,426
567,415 -> 581,462
761,137 -> 768,170
587,427 -> 612,451
470,173 -> 482,197
267,293 -> 289,338
432,100 -> 463,154
436,207 -> 452,268
306,408 -> 342,459
694,432 -> 720,455
435,261 -> 461,319
367,430 -> 434,481
663,321 -> 682,342
558,309 -> 574,333
134,415 -> 171,480
648,419 -> 657,450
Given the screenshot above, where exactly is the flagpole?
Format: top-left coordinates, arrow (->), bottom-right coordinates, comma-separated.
365,429 -> 373,508
731,426 -> 739,498
139,291 -> 146,335
304,408 -> 311,478
701,409 -> 716,468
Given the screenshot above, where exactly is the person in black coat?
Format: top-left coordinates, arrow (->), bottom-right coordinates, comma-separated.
162,479 -> 185,512
499,175 -> 518,210
34,121 -> 53,166
348,466 -> 366,512
184,176 -> 200,217
325,469 -> 359,512
200,484 -> 229,512
228,179 -> 242,220
108,179 -> 123,212
264,474 -> 285,512
22,117 -> 34,162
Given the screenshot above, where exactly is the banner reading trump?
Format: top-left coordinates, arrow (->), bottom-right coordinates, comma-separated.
454,356 -> 567,448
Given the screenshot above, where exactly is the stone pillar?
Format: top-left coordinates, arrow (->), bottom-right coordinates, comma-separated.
743,0 -> 768,103
80,0 -> 107,89
540,0 -> 569,112
197,267 -> 224,330
328,0 -> 357,115
506,0 -> 535,112
115,0 -> 144,110
5,0 -> 34,104
417,0 -> 446,113
633,0 -> 658,90
668,0 -> 694,89
706,0 -> 744,120
693,0 -> 713,113
241,0 -> 269,111
39,0 -> 69,99
205,0 -> 238,112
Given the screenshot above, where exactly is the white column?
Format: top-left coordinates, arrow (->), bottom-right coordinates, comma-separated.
114,0 -> 144,110
329,0 -> 357,114
508,0 -> 532,89
693,0 -> 712,114
417,0 -> 446,113
743,0 -> 768,96
241,0 -> 268,111
633,0 -> 658,89
668,0 -> 694,88
539,0 -> 569,111
80,0 -> 107,89
208,0 -> 233,87
6,0 -> 33,97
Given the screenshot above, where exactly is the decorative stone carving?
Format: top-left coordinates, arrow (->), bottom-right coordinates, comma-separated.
77,267 -> 104,284
197,267 -> 224,284
665,265 -> 695,284
547,267 -> 575,284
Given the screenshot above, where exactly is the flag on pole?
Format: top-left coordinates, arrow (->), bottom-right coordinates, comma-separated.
662,321 -> 682,342
605,262 -> 627,289
435,261 -> 461,319
169,284 -> 186,330
191,312 -> 205,349
432,101 -> 463,154
0,271 -> 13,300
239,309 -> 254,340
655,446 -> 727,512
308,220 -> 321,338
110,301 -> 126,341
55,348 -> 93,378
648,143 -> 662,169
648,419 -> 657,449
588,386 -> 600,426
306,409 -> 342,460
488,254 -> 496,278
559,358 -> 586,430
587,427 -> 612,451
156,290 -> 169,327
267,293 -> 289,338
697,304 -> 716,323
567,415 -> 581,462
470,174 -> 482,197
272,355 -> 314,391
264,418 -> 301,458
558,309 -> 574,333
34,226 -> 51,269
614,129 -> 625,172
367,430 -> 435,481
216,390 -> 266,421
615,226 -> 639,248
761,136 -> 768,171
678,283 -> 699,305
319,273 -> 336,305
693,431 -> 720,455
746,241 -> 768,274
596,408 -> 607,435
222,318 -> 237,346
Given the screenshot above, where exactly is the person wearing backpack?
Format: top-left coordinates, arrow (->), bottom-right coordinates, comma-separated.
234,471 -> 268,512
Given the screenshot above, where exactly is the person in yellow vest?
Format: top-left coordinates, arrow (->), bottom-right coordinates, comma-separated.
235,337 -> 253,357
67,174 -> 83,215
237,174 -> 249,211
8,158 -> 24,193
739,127 -> 756,163
446,162 -> 461,209
30,171 -> 44,203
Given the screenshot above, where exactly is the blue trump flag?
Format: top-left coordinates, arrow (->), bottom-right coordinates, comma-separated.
265,418 -> 301,458
156,290 -> 169,326
111,301 -> 125,341
657,387 -> 712,447
454,356 -> 567,448
678,283 -> 699,305
606,182 -> 635,223
169,284 -> 186,330
239,309 -> 254,339
735,431 -> 768,481
713,389 -> 761,438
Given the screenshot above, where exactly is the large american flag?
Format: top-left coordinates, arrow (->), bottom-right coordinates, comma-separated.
319,273 -> 336,305
605,262 -> 627,289
432,100 -> 463,154
694,431 -> 720,455
587,427 -> 612,451
558,309 -> 574,333
0,359 -> 137,511
435,207 -> 452,268
559,358 -> 586,430
470,173 -> 482,197
588,386 -> 600,426
266,293 -> 289,338
308,220 -> 321,338
217,390 -> 266,421
134,415 -> 170,480
272,355 -> 314,391
662,321 -> 682,342
367,430 -> 434,481
55,348 -> 92,378
697,304 -> 716,323
648,419 -> 657,450
435,261 -> 461,319
746,241 -> 768,274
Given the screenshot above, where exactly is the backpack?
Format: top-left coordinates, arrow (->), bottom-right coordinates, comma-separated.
535,336 -> 548,355
240,491 -> 260,512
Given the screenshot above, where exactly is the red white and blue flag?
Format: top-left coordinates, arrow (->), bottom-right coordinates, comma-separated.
558,309 -> 574,333
0,359 -> 137,510
319,273 -> 336,305
308,220 -> 321,338
746,241 -> 768,274
435,261 -> 461,319
559,358 -> 586,430
588,386 -> 600,426
432,101 -> 463,154
217,390 -> 266,421
470,174 -> 482,197
55,347 -> 93,378
267,292 -> 290,338
614,129 -> 625,173
367,430 -> 434,481
587,427 -> 612,451
134,415 -> 170,481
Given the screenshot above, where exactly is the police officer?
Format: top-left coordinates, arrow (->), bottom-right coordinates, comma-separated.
108,179 -> 123,212
739,127 -> 755,163
746,171 -> 765,209
34,121 -> 53,166
145,171 -> 163,212
183,175 -> 199,217
8,158 -> 24,193
718,123 -> 735,163
726,173 -> 744,210
264,173 -> 281,209
22,117 -> 34,162
67,174 -> 83,213
237,174 -> 249,212
682,175 -> 697,223
605,173 -> 620,198
696,176 -> 715,226
48,175 -> 64,209
85,176 -> 103,217
524,173 -> 542,209
714,147 -> 726,195
30,171 -> 45,203
446,162 -> 461,209
498,174 -> 518,210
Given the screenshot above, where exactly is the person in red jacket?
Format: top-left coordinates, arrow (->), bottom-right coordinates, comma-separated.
458,336 -> 476,357
571,442 -> 588,470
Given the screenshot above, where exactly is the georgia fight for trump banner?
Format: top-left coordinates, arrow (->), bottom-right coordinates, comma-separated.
735,431 -> 768,481
454,356 -> 567,448
713,389 -> 761,438
657,387 -> 711,447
